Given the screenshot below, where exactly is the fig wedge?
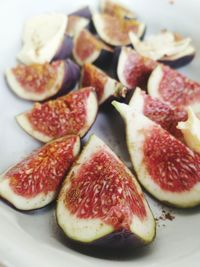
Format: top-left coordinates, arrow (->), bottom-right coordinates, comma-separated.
81,63 -> 127,104
0,135 -> 80,210
148,65 -> 200,112
93,13 -> 145,47
16,87 -> 98,142
113,101 -> 200,208
73,29 -> 113,66
18,13 -> 72,64
57,135 -> 155,248
5,59 -> 80,101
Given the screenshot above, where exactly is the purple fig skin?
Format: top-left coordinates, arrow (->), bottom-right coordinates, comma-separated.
53,35 -> 73,61
93,49 -> 114,73
56,59 -> 80,97
69,6 -> 92,20
111,46 -> 122,79
159,53 -> 195,68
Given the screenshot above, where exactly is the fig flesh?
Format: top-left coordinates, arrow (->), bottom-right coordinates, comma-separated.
129,31 -> 195,67
17,14 -> 72,64
73,29 -> 113,66
113,101 -> 200,208
81,63 -> 127,104
5,59 -> 80,101
16,87 -> 98,142
117,47 -> 157,89
129,87 -> 187,140
100,0 -> 136,19
0,135 -> 80,210
57,135 -> 155,247
93,13 -> 145,46
148,65 -> 200,112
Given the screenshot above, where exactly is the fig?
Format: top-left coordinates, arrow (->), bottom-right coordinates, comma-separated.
100,0 -> 136,19
17,14 -> 72,64
177,107 -> 200,153
5,59 -> 80,101
0,135 -> 80,210
16,87 -> 98,143
81,63 -> 127,104
72,29 -> 113,66
69,6 -> 92,19
117,47 -> 157,89
66,16 -> 89,37
92,13 -> 145,47
57,135 -> 155,247
148,65 -> 200,111
129,31 -> 195,67
113,101 -> 200,208
129,87 -> 187,139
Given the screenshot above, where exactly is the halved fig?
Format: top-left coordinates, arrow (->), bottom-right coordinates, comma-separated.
5,59 -> 80,101
177,107 -> 200,153
18,14 -> 72,64
100,0 -> 136,19
148,65 -> 200,112
0,135 -> 80,210
81,63 -> 127,104
93,13 -> 145,46
66,16 -> 89,37
113,101 -> 200,208
69,6 -> 92,19
57,135 -> 155,247
73,29 -> 113,66
117,47 -> 157,89
16,87 -> 98,143
129,31 -> 195,67
129,87 -> 187,139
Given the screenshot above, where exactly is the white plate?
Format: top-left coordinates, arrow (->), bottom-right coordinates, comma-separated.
0,0 -> 200,266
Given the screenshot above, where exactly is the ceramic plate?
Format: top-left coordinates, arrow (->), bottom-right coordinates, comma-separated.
0,0 -> 200,266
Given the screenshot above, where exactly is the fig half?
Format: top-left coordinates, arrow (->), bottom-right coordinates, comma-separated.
57,135 -> 155,248
81,63 -> 127,104
5,59 -> 80,101
148,65 -> 200,112
0,135 -> 80,210
93,13 -> 145,47
16,87 -> 98,142
113,101 -> 200,208
100,0 -> 136,19
117,47 -> 157,89
129,31 -> 195,68
18,13 -> 72,64
73,29 -> 113,66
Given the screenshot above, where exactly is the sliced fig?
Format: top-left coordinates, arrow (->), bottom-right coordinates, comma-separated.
18,14 -> 72,64
16,87 -> 98,143
73,29 -> 113,66
100,0 -> 136,19
177,107 -> 200,153
5,59 -> 80,101
148,65 -> 200,112
81,63 -> 127,104
117,47 -> 157,89
129,87 -> 187,139
0,135 -> 80,210
69,6 -> 92,19
93,13 -> 145,47
129,31 -> 195,67
113,101 -> 200,208
57,135 -> 155,247
66,16 -> 89,37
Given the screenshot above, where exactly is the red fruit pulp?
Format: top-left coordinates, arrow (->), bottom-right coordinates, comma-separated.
65,150 -> 147,230
143,126 -> 200,192
27,87 -> 92,138
6,136 -> 78,198
13,61 -> 61,93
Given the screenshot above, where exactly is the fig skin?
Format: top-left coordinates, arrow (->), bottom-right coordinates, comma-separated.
159,53 -> 195,68
69,6 -> 92,20
53,35 -> 73,61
